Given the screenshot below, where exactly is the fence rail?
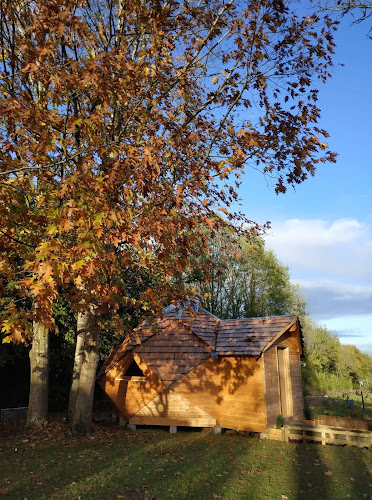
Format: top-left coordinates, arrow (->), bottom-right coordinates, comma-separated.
0,407 -> 28,420
268,423 -> 371,449
316,414 -> 371,431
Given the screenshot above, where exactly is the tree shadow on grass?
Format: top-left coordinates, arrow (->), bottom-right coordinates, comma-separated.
294,440 -> 371,500
1,429 -> 370,500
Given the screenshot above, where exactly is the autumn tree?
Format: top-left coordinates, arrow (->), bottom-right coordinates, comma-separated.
0,172 -> 56,425
1,0 -> 337,431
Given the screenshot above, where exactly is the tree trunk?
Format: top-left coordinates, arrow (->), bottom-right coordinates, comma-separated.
26,322 -> 49,427
67,313 -> 87,422
69,310 -> 100,434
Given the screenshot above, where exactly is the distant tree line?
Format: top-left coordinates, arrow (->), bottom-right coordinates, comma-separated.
190,230 -> 306,320
301,318 -> 372,395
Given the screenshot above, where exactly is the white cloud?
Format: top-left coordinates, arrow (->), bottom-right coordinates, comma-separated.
270,218 -> 364,246
298,279 -> 372,298
295,279 -> 372,319
357,343 -> 372,355
321,314 -> 372,353
264,218 -> 372,282
263,218 -> 372,347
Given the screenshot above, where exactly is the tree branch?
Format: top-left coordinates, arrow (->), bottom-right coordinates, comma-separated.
0,229 -> 36,248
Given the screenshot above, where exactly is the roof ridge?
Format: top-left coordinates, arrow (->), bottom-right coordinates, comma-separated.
197,306 -> 221,320
219,314 -> 296,322
176,319 -> 214,352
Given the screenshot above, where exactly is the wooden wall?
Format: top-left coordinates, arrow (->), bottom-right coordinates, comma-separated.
99,354 -> 266,432
97,353 -> 165,420
130,390 -> 216,427
98,323 -> 211,420
263,327 -> 304,428
170,357 -> 266,433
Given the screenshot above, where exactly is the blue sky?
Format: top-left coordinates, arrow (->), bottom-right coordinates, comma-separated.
237,14 -> 372,354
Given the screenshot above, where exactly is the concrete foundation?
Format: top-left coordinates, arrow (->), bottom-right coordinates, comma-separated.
127,424 -> 137,431
169,425 -> 177,434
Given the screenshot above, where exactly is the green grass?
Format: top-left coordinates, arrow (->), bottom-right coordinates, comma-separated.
0,424 -> 371,500
305,394 -> 372,420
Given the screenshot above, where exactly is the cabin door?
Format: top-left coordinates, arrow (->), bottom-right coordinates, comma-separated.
277,347 -> 293,417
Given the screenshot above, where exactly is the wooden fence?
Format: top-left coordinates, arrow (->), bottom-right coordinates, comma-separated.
0,407 -> 28,420
316,414 -> 371,431
268,423 -> 371,449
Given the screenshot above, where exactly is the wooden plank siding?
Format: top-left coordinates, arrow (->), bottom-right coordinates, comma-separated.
172,357 -> 266,433
106,355 -> 267,432
263,327 -> 304,428
130,391 -> 216,427
97,353 -> 165,420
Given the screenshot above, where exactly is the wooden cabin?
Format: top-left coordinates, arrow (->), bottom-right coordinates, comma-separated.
97,305 -> 305,433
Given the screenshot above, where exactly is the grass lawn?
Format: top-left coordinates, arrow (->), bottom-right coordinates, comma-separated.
305,394 -> 372,420
0,422 -> 371,500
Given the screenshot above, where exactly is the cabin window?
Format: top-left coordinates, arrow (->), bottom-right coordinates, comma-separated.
125,359 -> 145,377
115,359 -> 146,381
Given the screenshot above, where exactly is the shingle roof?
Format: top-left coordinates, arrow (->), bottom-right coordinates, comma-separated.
99,306 -> 299,378
132,323 -> 210,386
216,315 -> 297,357
162,306 -> 219,349
97,316 -> 174,378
